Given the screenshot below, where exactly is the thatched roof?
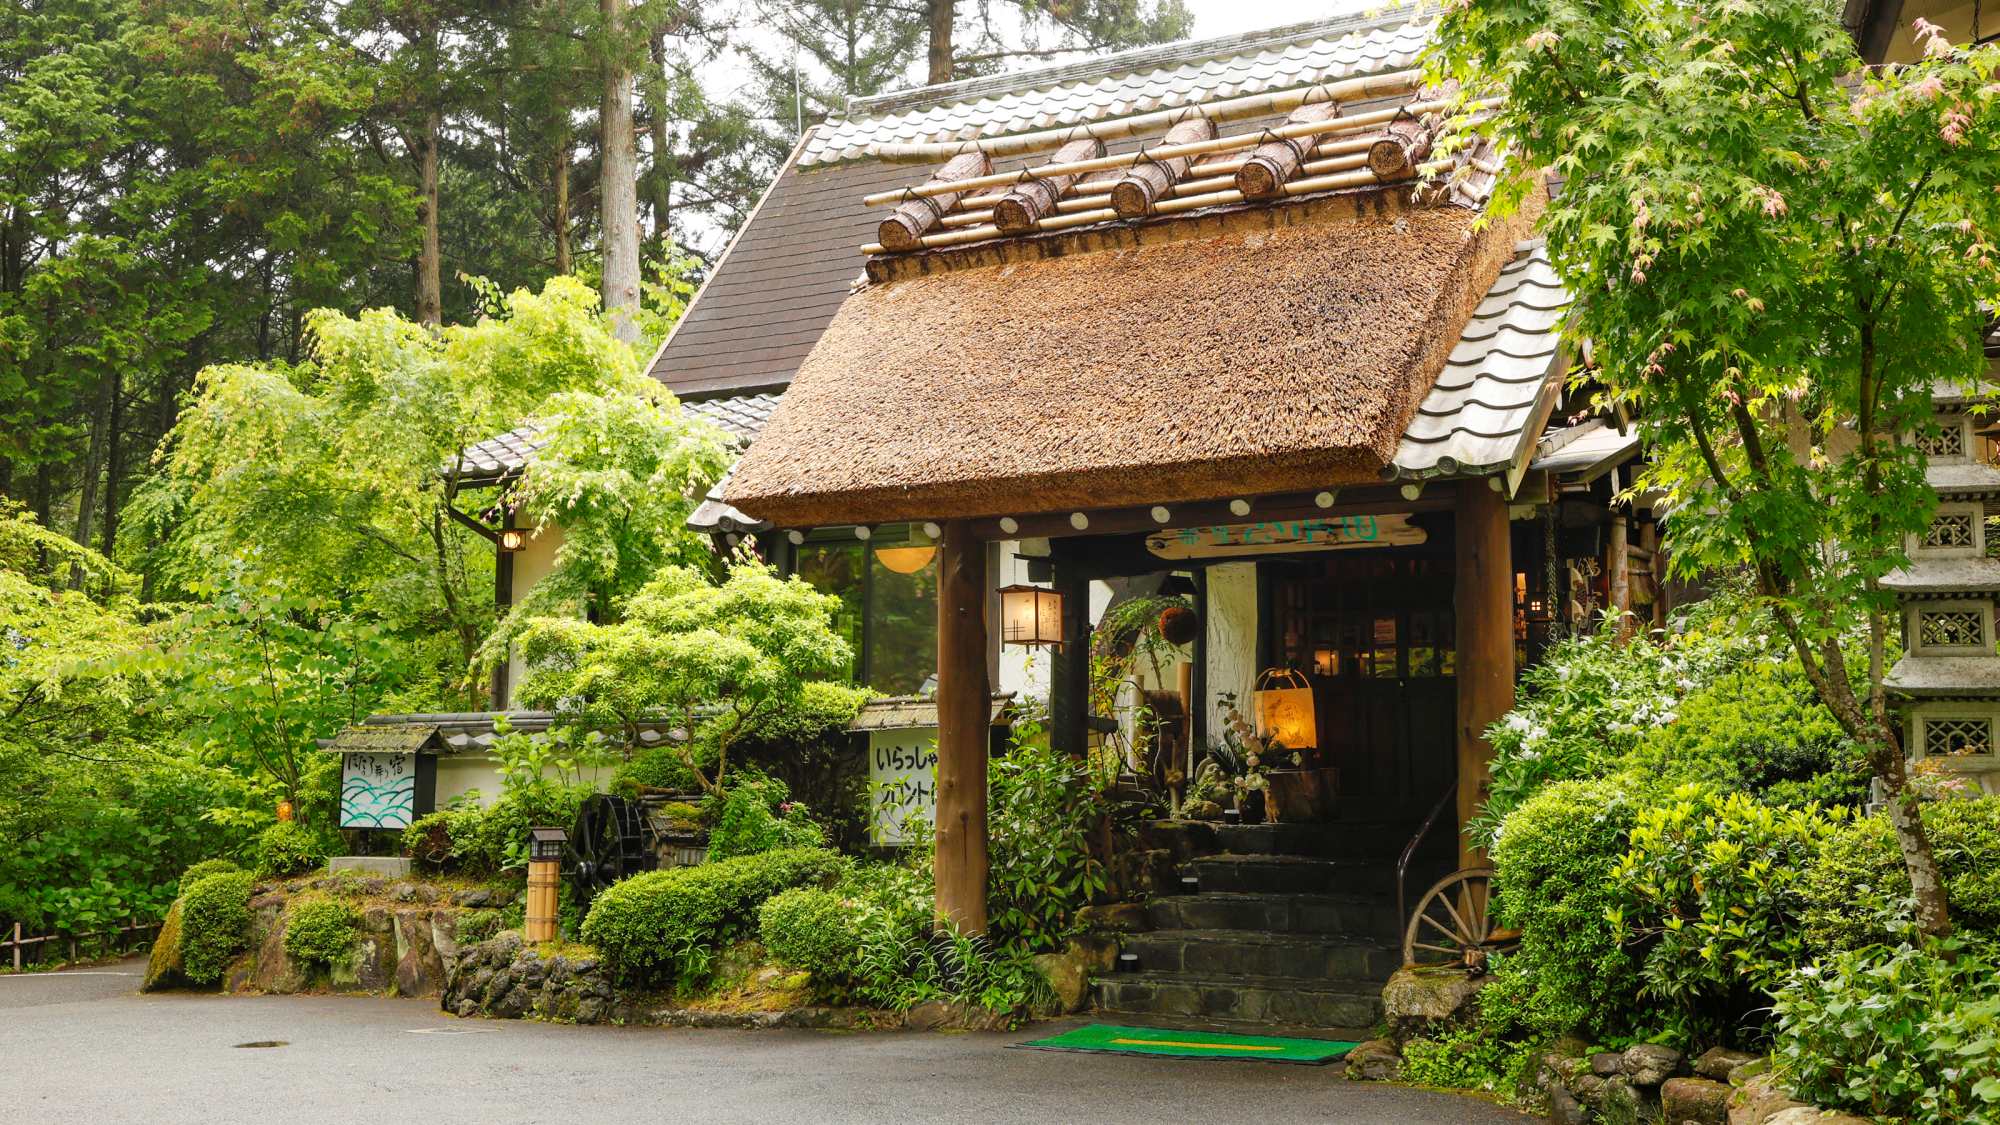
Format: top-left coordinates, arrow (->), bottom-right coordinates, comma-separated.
723,191 -> 1535,528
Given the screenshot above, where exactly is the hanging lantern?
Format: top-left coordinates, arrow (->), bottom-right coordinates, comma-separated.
497,528 -> 528,552
874,545 -> 937,574
1253,668 -> 1318,751
998,584 -> 1064,648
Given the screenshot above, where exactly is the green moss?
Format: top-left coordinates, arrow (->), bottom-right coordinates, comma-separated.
283,898 -> 360,968
142,900 -> 186,991
180,870 -> 255,985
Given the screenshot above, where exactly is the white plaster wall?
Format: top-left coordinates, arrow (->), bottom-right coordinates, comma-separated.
503,522 -> 566,706
1205,561 -> 1260,746
434,754 -> 617,809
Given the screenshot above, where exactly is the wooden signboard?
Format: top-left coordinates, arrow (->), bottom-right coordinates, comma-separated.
866,730 -> 938,846
340,752 -> 421,829
1145,514 -> 1426,560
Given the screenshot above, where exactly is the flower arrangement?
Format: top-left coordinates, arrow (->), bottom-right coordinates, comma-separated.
1215,692 -> 1304,800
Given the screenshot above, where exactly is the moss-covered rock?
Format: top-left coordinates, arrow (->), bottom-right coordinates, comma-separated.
141,901 -> 187,992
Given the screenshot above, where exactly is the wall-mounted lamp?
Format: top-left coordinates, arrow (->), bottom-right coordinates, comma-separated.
497,528 -> 528,552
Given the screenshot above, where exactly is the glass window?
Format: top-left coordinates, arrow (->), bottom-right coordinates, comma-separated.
792,532 -> 939,697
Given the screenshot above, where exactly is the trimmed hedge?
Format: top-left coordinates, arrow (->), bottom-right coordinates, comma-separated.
255,822 -> 325,877
283,898 -> 360,968
180,870 -> 255,985
759,887 -> 861,984
580,847 -> 847,989
177,858 -> 243,898
1802,796 -> 2000,953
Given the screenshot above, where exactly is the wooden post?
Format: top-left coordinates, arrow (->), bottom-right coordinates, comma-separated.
1454,481 -> 1514,871
11,921 -> 19,972
525,857 -> 559,943
1640,517 -> 1665,629
934,520 -> 990,933
1608,513 -> 1631,640
1047,561 -> 1091,758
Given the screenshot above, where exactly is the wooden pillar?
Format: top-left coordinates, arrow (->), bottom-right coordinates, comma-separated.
1608,513 -> 1631,640
1047,560 -> 1091,758
934,520 -> 990,933
1455,481 -> 1514,870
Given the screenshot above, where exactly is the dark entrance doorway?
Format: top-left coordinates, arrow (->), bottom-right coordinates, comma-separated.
1266,548 -> 1459,838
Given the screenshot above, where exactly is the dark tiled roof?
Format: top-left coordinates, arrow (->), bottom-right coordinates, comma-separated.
641,156 -> 916,399
451,393 -> 783,485
455,424 -> 547,482
684,392 -> 783,441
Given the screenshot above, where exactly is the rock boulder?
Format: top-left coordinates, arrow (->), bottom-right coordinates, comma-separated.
1380,966 -> 1489,1041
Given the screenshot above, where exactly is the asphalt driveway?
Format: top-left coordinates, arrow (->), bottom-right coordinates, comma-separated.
1,958 -> 1536,1125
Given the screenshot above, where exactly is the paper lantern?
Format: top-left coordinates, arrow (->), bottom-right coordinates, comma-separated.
875,545 -> 937,574
1253,668 -> 1318,751
998,584 -> 1064,648
497,528 -> 528,552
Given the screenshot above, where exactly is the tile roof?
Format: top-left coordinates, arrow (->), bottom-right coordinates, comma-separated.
451,392 -> 782,484
1929,462 -> 2000,494
1388,241 -> 1568,481
1530,420 -> 1641,480
684,392 -> 783,441
803,17 -> 1432,166
319,712 -> 683,754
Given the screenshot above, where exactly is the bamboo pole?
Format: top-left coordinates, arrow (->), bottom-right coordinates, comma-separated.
993,136 -> 1103,234
866,68 -> 1424,166
860,156 -> 1454,254
877,151 -> 991,252
1111,117 -> 1215,217
1237,101 -> 1342,198
861,92 -> 1492,208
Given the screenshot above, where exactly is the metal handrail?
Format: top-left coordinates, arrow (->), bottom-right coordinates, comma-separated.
1396,778 -> 1459,931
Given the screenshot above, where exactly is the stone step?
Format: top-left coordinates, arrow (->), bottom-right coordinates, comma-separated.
1093,969 -> 1384,1033
1123,929 -> 1402,981
1210,822 -> 1452,861
1145,892 -> 1402,941
1184,853 -> 1400,896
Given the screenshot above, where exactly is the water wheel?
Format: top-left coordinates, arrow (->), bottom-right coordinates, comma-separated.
568,794 -> 657,912
1402,867 -> 1518,973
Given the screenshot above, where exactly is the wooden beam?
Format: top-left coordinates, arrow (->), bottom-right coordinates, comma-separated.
993,137 -> 1102,234
877,151 -> 992,252
966,486 -> 1451,543
934,520 -> 990,933
1111,118 -> 1217,218
1235,101 -> 1341,198
1454,481 -> 1513,871
1047,561 -> 1091,757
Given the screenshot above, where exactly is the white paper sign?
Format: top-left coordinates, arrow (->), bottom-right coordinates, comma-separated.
867,729 -> 938,846
341,752 -> 417,829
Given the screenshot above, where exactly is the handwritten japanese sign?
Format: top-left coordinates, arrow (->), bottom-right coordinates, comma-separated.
1144,514 -> 1426,560
340,752 -> 417,829
866,730 -> 938,846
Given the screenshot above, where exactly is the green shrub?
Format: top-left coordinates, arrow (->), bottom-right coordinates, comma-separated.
399,785 -> 590,875
402,812 -> 455,870
759,887 -> 862,984
615,742 -> 703,793
987,736 -> 1109,953
283,898 -> 359,968
255,821 -> 325,877
1802,796 -> 2000,953
178,858 -> 243,898
1625,661 -> 1869,809
1772,937 -> 2000,1123
179,870 -> 255,985
1614,785 -> 1845,1044
456,909 -> 505,944
1401,1024 -> 1538,1095
1488,777 -> 1646,1041
580,847 -> 847,989
706,777 -> 825,861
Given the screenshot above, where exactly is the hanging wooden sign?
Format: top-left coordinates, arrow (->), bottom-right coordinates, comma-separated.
1145,514 -> 1426,560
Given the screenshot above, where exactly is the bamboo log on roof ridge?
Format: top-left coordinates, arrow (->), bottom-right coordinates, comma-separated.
1237,101 -> 1344,199
864,68 -> 1425,166
876,151 -> 991,252
860,91 -> 1494,208
1110,117 -> 1216,218
858,156 -> 1457,255
992,136 -> 1102,235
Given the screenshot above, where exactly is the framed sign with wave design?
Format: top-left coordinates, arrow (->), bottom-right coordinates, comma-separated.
341,752 -> 428,830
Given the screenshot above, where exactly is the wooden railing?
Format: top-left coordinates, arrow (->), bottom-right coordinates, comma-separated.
3,919 -> 162,971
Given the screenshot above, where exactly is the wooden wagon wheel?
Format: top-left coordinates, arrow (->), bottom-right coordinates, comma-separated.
1402,867 -> 1518,974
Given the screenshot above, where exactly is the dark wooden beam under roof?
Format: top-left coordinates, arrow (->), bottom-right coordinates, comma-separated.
1845,0 -> 1906,64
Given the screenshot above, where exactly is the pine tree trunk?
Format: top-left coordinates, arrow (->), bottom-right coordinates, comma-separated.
927,0 -> 954,84
416,110 -> 443,327
600,0 -> 641,345
647,30 -> 673,246
554,141 -> 573,275
72,374 -> 110,550
99,369 -> 125,563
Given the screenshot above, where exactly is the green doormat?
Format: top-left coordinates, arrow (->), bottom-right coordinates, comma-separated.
1017,1023 -> 1357,1065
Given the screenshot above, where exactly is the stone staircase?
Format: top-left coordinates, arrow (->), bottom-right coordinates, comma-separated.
1092,821 -> 1450,1037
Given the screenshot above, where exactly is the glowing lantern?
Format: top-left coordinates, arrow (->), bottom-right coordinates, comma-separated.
1253,668 -> 1318,751
874,545 -> 937,574
998,584 -> 1064,648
